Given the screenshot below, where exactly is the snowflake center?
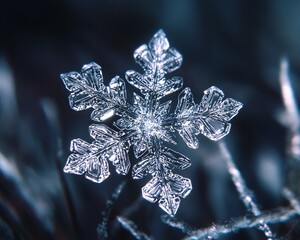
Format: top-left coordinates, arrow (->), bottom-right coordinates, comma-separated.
135,114 -> 162,137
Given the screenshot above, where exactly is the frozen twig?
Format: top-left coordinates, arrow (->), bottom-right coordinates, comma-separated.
282,188 -> 300,214
163,190 -> 300,240
218,141 -> 274,239
161,215 -> 195,235
117,216 -> 153,240
281,188 -> 300,240
279,58 -> 300,132
182,205 -> 299,240
279,58 -> 300,161
279,58 -> 300,198
97,181 -> 126,240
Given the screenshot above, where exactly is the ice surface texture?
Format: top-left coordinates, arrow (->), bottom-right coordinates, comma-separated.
60,30 -> 243,216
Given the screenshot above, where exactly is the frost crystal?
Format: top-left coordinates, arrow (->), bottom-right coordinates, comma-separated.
61,30 -> 243,216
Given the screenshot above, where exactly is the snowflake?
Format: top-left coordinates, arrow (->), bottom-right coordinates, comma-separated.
60,30 -> 243,216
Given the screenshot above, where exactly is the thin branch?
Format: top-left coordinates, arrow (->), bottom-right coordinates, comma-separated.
279,58 -> 300,132
219,141 -> 274,239
282,188 -> 300,214
279,58 -> 300,161
161,215 -> 196,235
183,206 -> 299,240
117,216 -> 153,240
97,181 -> 126,240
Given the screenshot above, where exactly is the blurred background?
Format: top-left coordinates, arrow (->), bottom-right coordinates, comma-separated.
0,0 -> 300,239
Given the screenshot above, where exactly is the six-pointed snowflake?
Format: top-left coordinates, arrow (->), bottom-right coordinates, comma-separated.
61,30 -> 243,216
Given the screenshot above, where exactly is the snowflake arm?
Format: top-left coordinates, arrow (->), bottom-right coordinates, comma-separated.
126,30 -> 183,98
60,30 -> 242,216
63,124 -> 131,183
171,86 -> 243,148
61,62 -> 136,121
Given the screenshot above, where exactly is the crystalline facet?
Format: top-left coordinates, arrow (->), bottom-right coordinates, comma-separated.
175,88 -> 196,117
126,70 -> 151,95
142,177 -> 162,203
158,194 -> 181,216
64,138 -> 110,183
134,44 -> 155,72
85,156 -> 110,183
89,124 -> 118,144
132,138 -> 148,158
160,147 -> 191,170
177,125 -> 199,149
109,144 -> 131,175
81,62 -> 104,91
166,174 -> 192,198
159,47 -> 183,74
132,154 -> 156,179
156,76 -> 183,97
108,76 -> 127,105
91,107 -> 115,122
148,29 -> 170,58
60,30 -> 242,215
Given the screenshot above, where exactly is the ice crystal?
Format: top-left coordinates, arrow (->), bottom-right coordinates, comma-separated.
60,30 -> 243,216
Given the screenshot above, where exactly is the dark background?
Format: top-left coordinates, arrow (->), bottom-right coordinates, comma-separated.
0,0 -> 299,239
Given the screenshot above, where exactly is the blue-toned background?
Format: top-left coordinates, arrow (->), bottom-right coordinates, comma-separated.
0,0 -> 299,239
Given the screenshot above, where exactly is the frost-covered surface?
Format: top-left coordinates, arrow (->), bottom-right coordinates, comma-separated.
60,30 -> 243,216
